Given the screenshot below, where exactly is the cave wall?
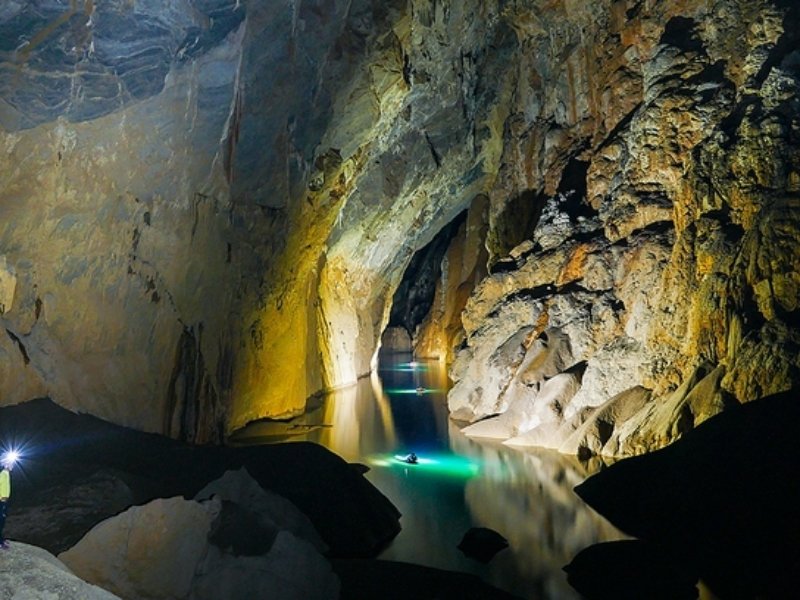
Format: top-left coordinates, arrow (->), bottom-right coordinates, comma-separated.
0,0 -> 513,438
1,0 -> 798,451
447,0 -> 800,456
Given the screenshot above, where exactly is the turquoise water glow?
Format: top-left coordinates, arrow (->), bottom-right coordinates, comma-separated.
233,354 -> 625,599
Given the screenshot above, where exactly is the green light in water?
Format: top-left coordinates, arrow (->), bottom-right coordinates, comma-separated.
367,453 -> 480,479
383,387 -> 444,395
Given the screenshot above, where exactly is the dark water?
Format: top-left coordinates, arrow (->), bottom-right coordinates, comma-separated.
233,355 -> 628,600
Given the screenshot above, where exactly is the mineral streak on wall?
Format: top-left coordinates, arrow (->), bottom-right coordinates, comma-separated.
1,1 -> 799,451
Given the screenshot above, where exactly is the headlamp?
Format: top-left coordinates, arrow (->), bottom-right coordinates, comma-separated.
1,450 -> 19,467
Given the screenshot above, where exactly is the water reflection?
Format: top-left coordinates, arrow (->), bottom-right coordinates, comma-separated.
232,356 -> 626,599
451,430 -> 623,598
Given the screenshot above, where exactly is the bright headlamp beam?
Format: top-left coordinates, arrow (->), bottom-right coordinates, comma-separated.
2,450 -> 19,467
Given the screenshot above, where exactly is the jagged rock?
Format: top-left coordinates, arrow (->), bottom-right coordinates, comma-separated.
0,541 -> 120,600
448,1 -> 800,457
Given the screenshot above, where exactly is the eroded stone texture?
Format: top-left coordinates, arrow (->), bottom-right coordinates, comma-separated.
448,0 -> 800,456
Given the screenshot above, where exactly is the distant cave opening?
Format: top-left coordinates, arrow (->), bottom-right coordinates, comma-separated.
384,211 -> 468,353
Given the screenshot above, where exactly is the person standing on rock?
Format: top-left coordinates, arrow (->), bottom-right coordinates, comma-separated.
0,452 -> 15,550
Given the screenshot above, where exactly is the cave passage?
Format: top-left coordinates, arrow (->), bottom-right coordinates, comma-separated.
232,352 -> 625,599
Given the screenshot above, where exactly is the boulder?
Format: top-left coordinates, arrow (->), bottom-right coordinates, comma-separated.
59,496 -> 340,600
0,399 -> 401,559
191,532 -> 339,600
558,386 -> 653,458
59,497 -> 220,600
194,467 -> 326,553
0,541 -> 121,599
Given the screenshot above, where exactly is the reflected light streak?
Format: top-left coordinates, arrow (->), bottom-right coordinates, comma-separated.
386,362 -> 429,372
384,387 -> 444,395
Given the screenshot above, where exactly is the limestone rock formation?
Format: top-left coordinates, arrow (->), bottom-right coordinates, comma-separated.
0,0 -> 798,455
0,541 -> 120,600
0,0 -> 507,439
446,0 -> 800,456
59,497 -> 220,600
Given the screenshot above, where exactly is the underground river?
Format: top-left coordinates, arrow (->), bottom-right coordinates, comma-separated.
233,354 -> 626,599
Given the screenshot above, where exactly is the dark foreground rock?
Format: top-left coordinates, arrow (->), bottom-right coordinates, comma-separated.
563,540 -> 698,600
0,541 -> 120,599
457,527 -> 509,563
574,390 -> 800,599
332,559 -> 523,600
0,398 -> 400,557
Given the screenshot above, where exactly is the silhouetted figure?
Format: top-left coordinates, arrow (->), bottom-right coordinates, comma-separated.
0,454 -> 15,550
404,453 -> 418,464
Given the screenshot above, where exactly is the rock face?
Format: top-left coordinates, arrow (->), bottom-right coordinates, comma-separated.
0,0 -> 798,453
0,541 -> 120,600
446,0 -> 800,456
